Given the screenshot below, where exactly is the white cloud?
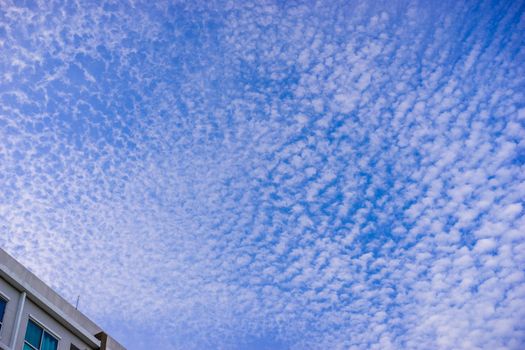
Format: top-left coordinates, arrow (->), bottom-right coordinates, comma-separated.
0,0 -> 524,349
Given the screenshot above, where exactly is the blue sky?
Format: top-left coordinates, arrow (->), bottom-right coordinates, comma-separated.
1,0 -> 524,349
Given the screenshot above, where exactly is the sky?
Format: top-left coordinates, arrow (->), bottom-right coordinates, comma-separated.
0,0 -> 524,349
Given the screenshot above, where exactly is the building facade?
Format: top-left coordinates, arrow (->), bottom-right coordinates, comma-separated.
0,248 -> 125,350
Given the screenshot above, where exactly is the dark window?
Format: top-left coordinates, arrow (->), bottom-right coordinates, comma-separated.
70,344 -> 81,350
0,297 -> 6,331
23,319 -> 58,350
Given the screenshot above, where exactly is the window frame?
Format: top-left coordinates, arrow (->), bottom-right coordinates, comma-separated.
24,316 -> 61,350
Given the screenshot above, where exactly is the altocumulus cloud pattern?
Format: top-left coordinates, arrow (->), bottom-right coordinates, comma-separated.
1,0 -> 525,349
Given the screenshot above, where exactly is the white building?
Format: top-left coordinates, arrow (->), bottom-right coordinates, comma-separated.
0,248 -> 125,350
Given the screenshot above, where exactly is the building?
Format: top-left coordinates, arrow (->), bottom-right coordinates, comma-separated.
0,248 -> 125,350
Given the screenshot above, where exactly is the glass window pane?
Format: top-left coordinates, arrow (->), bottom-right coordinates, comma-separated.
41,332 -> 58,350
0,298 -> 6,322
24,320 -> 43,348
24,343 -> 36,350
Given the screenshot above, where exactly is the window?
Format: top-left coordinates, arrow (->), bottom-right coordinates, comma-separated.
0,296 -> 6,331
70,344 -> 80,350
23,319 -> 58,350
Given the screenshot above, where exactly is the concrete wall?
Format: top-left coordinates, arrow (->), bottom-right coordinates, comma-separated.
0,248 -> 126,350
0,250 -> 102,338
0,277 -> 20,348
0,276 -> 95,350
